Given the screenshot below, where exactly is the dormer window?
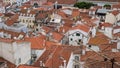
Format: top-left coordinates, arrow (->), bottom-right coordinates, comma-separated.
75,56 -> 79,61
89,45 -> 91,48
36,28 -> 38,31
78,39 -> 81,42
76,33 -> 80,36
70,38 -> 73,41
52,19 -> 54,21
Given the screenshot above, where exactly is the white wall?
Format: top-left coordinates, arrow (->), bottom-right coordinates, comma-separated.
13,42 -> 31,66
0,42 -> 2,57
117,41 -> 120,49
105,13 -> 117,24
69,32 -> 83,46
34,48 -> 46,60
113,29 -> 120,34
67,53 -> 74,68
0,41 -> 31,66
87,45 -> 100,52
116,13 -> 120,21
67,29 -> 89,46
104,27 -> 113,38
0,42 -> 15,64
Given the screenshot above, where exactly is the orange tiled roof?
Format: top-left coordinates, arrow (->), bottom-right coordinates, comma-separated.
88,32 -> 109,45
48,0 -> 77,4
111,10 -> 119,16
112,3 -> 120,9
25,36 -> 46,49
42,26 -> 53,33
63,19 -> 75,27
5,13 -> 19,26
113,32 -> 120,37
80,51 -> 104,62
101,22 -> 113,27
51,31 -> 64,41
72,9 -> 80,17
34,46 -> 81,68
99,43 -> 117,52
0,57 -> 16,68
59,25 -> 70,33
43,2 -> 53,6
19,4 -> 32,9
114,26 -> 120,29
0,29 -> 25,39
71,24 -> 90,33
18,65 -> 39,68
0,13 -> 3,16
57,11 -> 67,19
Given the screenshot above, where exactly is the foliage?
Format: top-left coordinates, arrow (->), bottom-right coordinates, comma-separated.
74,2 -> 94,9
104,4 -> 111,8
103,4 -> 111,9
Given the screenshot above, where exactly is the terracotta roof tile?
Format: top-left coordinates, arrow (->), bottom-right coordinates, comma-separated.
18,65 -> 39,68
34,46 -> 80,68
80,51 -> 104,62
113,26 -> 120,29
51,31 -> 64,42
63,19 -> 75,27
43,2 -> 53,6
57,11 -> 67,19
0,57 -> 16,68
58,25 -> 70,33
25,36 -> 46,49
71,24 -> 90,33
5,14 -> 19,26
48,0 -> 77,4
0,29 -> 25,39
0,13 -> 3,16
112,3 -> 120,9
111,10 -> 119,16
45,41 -> 58,50
19,4 -> 32,9
88,32 -> 109,45
72,9 -> 80,17
42,26 -> 53,33
113,32 -> 120,37
101,22 -> 113,27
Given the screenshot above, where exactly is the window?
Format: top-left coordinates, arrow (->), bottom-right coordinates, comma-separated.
77,42 -> 80,45
75,56 -> 79,60
52,19 -> 54,21
78,39 -> 81,42
70,38 -> 73,41
74,65 -> 79,68
36,28 -> 38,31
76,33 -> 80,36
89,45 -> 91,48
18,58 -> 21,64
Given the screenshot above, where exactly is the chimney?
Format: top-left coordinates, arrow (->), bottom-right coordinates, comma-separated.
55,1 -> 58,9
43,40 -> 46,46
59,64 -> 64,68
117,41 -> 120,50
63,60 -> 66,68
40,61 -> 43,67
82,49 -> 86,55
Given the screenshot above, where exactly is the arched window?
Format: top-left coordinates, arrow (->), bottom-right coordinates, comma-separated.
34,3 -> 38,7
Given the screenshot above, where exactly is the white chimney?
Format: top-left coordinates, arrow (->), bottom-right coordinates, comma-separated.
40,61 -> 43,67
82,49 -> 86,55
43,40 -> 46,46
63,60 -> 66,68
59,64 -> 64,68
117,41 -> 120,49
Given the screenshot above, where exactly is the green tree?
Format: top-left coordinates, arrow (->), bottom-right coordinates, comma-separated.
103,4 -> 111,9
74,2 -> 94,9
